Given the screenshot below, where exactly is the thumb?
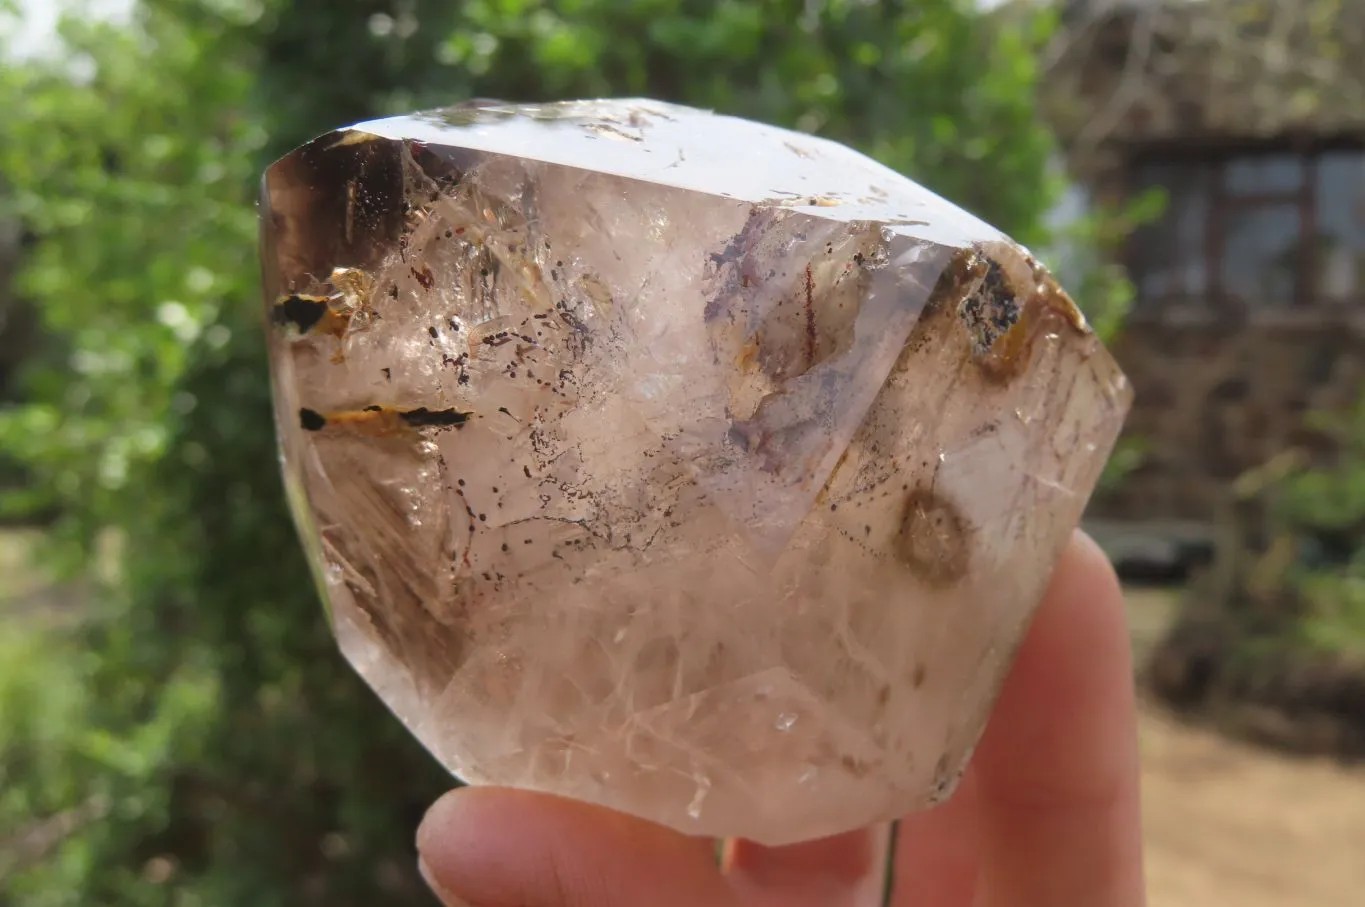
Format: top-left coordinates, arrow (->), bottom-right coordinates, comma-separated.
416,787 -> 733,907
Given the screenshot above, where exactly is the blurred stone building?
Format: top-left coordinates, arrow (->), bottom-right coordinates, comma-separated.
1044,0 -> 1365,535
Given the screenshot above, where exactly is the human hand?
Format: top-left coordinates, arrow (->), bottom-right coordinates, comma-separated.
415,531 -> 1145,906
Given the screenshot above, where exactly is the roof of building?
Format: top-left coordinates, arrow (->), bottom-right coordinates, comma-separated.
1043,0 -> 1365,162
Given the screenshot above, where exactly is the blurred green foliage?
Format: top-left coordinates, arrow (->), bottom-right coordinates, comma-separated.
1257,401 -> 1365,656
0,1 -> 1074,903
1162,397 -> 1365,729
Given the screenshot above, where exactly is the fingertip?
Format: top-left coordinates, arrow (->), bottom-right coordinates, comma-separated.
415,787 -> 467,857
416,788 -> 728,907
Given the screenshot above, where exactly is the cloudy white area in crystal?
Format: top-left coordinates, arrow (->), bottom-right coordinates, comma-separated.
259,99 -> 1131,846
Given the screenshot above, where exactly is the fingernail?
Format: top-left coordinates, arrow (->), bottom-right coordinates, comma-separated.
418,854 -> 472,906
727,825 -> 893,907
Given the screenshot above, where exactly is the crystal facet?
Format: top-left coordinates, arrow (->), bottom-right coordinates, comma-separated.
260,99 -> 1131,846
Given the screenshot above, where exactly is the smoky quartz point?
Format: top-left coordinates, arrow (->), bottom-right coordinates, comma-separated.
260,99 -> 1131,846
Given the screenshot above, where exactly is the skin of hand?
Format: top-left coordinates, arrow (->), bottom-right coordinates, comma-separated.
415,530 -> 1146,907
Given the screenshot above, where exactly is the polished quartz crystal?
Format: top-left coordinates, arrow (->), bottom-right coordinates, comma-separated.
260,99 -> 1131,846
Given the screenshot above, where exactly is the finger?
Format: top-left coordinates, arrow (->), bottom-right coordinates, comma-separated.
416,787 -> 730,907
724,823 -> 892,907
890,767 -> 981,906
970,530 -> 1146,907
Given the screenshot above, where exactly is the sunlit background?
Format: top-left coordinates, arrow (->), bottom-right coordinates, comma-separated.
1,1 -> 1362,905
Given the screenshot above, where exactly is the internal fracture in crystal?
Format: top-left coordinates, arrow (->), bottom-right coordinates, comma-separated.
260,99 -> 1131,846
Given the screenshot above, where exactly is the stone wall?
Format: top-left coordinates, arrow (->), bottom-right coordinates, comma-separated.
1090,309 -> 1365,522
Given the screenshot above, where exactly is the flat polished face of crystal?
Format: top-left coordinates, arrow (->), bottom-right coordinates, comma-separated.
260,98 -> 1131,846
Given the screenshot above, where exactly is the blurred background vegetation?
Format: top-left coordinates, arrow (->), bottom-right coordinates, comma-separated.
0,1 -> 1360,905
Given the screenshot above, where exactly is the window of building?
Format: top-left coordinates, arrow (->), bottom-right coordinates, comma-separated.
1127,148 -> 1365,308
1315,153 -> 1365,303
